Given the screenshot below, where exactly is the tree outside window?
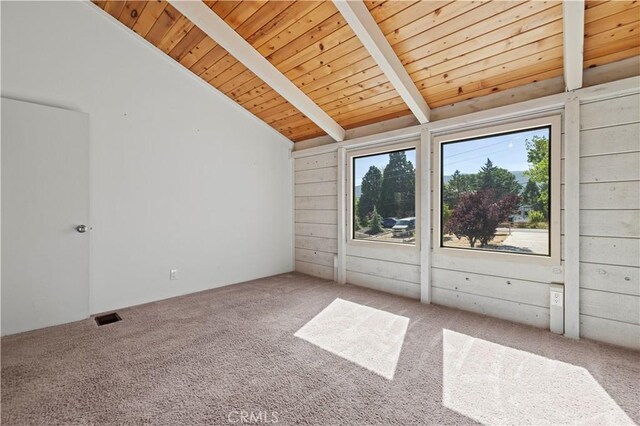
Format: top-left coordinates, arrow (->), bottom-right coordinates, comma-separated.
352,148 -> 416,245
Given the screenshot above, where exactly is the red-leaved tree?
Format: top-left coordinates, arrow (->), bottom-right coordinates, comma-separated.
446,190 -> 520,247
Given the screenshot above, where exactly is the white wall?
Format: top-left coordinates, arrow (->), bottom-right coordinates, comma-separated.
1,1 -> 293,315
577,94 -> 640,348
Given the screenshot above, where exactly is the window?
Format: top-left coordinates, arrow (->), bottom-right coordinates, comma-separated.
351,146 -> 417,246
437,116 -> 560,260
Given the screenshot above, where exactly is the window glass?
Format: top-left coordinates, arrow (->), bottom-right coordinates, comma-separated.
441,127 -> 551,256
353,148 -> 416,245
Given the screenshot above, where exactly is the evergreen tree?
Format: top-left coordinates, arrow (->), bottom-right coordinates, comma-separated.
443,169 -> 477,208
477,158 -> 522,201
378,152 -> 415,218
521,179 -> 543,212
368,206 -> 383,234
357,166 -> 383,222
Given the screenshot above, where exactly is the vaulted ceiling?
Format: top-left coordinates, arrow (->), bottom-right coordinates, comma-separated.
93,0 -> 640,142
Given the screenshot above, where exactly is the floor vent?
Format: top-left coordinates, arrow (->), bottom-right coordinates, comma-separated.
95,313 -> 121,326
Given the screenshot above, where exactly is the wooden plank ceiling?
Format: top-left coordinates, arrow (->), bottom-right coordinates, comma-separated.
93,0 -> 639,142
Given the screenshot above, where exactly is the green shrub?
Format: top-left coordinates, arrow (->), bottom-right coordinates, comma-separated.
443,204 -> 453,232
528,210 -> 544,224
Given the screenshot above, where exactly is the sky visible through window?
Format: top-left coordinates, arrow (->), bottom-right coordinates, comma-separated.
442,128 -> 549,176
354,150 -> 416,186
353,128 -> 548,186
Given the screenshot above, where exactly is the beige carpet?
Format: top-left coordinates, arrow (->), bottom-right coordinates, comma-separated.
2,272 -> 639,425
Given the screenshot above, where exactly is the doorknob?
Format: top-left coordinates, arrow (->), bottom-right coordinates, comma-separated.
76,225 -> 89,233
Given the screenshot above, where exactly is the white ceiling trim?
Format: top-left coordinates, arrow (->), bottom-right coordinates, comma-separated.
333,0 -> 431,123
168,0 -> 346,142
563,0 -> 586,91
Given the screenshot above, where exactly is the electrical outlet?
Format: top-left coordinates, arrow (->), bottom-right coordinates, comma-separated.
550,290 -> 563,307
170,269 -> 178,280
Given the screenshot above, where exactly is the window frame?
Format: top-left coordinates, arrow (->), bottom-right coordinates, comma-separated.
433,115 -> 562,266
346,140 -> 421,250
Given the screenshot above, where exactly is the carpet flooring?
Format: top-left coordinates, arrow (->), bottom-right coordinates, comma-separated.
2,272 -> 639,425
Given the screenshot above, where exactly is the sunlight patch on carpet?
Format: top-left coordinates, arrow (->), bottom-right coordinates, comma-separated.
443,329 -> 634,425
294,298 -> 409,380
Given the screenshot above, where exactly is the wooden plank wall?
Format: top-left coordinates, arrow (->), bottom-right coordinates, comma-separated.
294,152 -> 339,280
345,236 -> 421,300
577,93 -> 640,349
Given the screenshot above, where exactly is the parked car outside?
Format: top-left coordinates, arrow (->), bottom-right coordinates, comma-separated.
382,217 -> 398,228
392,217 -> 415,237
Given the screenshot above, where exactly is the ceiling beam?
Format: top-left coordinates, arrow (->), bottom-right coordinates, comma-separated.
562,0 -> 585,91
333,0 -> 431,123
168,0 -> 346,142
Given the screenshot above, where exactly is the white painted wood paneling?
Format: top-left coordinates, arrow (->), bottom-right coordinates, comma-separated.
347,243 -> 420,265
580,152 -> 639,183
580,93 -> 640,130
577,94 -> 640,349
431,269 -> 550,308
580,123 -> 639,157
295,223 -> 338,239
431,253 -> 563,283
295,152 -> 338,171
337,147 -> 347,284
432,287 -> 550,329
294,152 -> 338,279
295,196 -> 338,210
564,96 -> 581,339
295,249 -> 335,268
295,236 -> 337,253
580,315 -> 640,350
580,237 -> 640,267
295,210 -> 338,225
346,255 -> 420,284
579,181 -> 640,210
294,167 -> 337,184
580,289 -> 639,325
579,210 -> 640,238
579,263 -> 639,296
295,181 -> 338,197
420,127 -> 432,303
346,271 -> 420,299
295,261 -> 334,280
